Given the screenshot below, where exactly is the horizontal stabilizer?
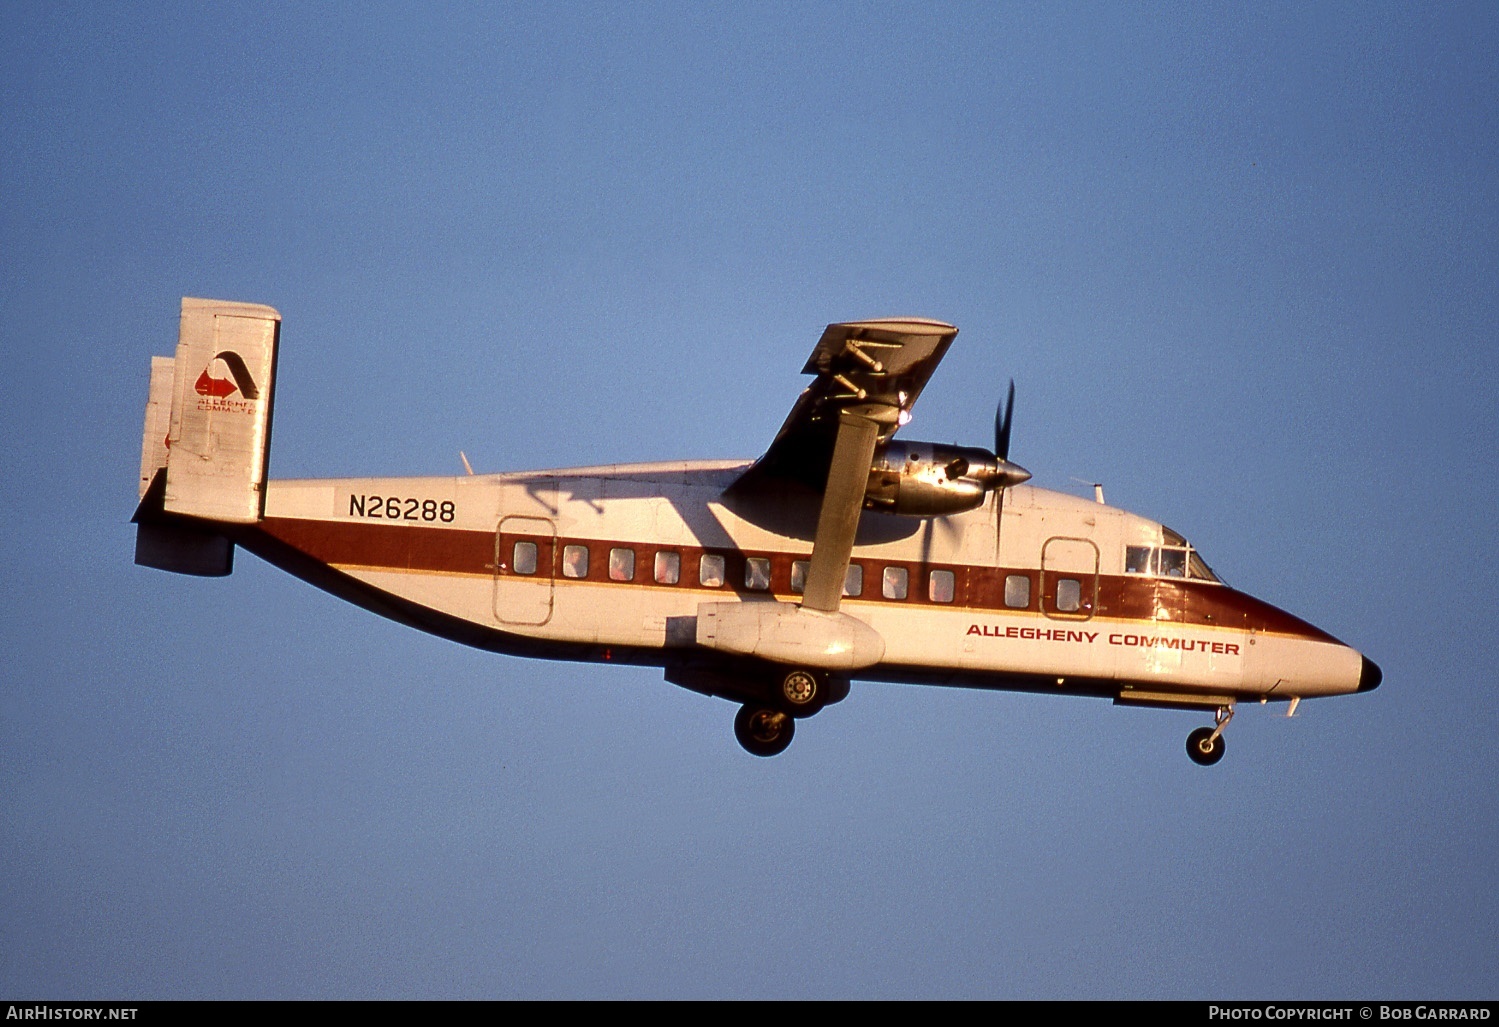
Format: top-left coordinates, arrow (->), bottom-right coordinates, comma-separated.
132,469 -> 234,576
134,521 -> 234,576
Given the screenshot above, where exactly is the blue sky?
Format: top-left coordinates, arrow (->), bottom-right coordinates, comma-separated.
3,1 -> 1496,999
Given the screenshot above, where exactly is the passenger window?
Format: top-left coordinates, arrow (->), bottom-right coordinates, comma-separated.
1125,546 -> 1153,575
790,560 -> 809,594
844,563 -> 863,598
745,557 -> 771,591
1004,574 -> 1030,609
562,544 -> 589,579
654,551 -> 680,585
929,569 -> 955,603
699,554 -> 725,587
609,547 -> 635,582
1057,578 -> 1082,612
512,541 -> 538,576
882,566 -> 909,600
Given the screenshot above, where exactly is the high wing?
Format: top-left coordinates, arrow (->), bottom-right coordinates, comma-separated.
728,318 -> 959,613
729,318 -> 959,492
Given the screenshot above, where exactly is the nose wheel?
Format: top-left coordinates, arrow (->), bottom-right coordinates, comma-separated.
734,705 -> 795,757
1186,704 -> 1234,766
1186,727 -> 1225,765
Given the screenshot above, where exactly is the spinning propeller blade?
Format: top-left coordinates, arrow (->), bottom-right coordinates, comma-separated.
995,379 -> 1015,462
994,379 -> 1019,555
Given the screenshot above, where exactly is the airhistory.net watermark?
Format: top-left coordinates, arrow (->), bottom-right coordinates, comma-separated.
6,1008 -> 137,1021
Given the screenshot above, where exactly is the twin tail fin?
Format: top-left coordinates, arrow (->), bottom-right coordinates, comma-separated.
133,298 -> 281,575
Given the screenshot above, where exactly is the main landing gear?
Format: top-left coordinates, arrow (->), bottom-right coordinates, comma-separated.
732,667 -> 844,757
1186,704 -> 1234,766
777,667 -> 827,716
734,705 -> 795,757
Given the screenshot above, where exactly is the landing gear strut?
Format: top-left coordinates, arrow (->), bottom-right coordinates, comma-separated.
1186,704 -> 1234,766
734,705 -> 795,757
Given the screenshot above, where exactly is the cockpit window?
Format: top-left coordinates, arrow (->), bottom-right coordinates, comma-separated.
1188,550 -> 1218,582
1125,529 -> 1220,583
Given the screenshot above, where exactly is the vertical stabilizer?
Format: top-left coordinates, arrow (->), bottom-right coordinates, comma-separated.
139,355 -> 175,499
134,298 -> 280,576
162,298 -> 281,524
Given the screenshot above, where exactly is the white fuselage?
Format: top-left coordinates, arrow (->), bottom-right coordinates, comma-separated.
248,459 -> 1365,705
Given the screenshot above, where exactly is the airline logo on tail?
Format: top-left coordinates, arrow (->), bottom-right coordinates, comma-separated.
195,351 -> 260,399
194,351 -> 261,413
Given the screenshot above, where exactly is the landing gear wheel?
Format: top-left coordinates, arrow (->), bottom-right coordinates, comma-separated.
734,704 -> 795,757
779,669 -> 825,716
1186,726 -> 1226,766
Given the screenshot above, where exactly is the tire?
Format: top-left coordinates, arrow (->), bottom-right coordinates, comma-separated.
779,669 -> 825,716
734,704 -> 795,757
1186,726 -> 1225,766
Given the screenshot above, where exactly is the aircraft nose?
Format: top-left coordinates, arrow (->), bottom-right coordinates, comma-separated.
1358,654 -> 1383,693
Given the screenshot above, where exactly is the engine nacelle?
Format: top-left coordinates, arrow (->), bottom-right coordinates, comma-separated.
864,441 -> 1030,517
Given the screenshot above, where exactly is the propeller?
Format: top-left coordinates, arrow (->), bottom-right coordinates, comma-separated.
911,380 -> 1031,560
895,379 -> 1028,560
981,379 -> 1028,491
940,382 -> 1015,491
996,379 -> 1015,462
992,380 -> 1025,557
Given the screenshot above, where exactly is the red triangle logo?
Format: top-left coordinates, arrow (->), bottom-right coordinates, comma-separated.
195,367 -> 238,398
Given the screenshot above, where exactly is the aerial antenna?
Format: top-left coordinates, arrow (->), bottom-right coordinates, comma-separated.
460,451 -> 475,476
1071,476 -> 1105,504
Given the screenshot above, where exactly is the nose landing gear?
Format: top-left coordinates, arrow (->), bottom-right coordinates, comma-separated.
1186,704 -> 1234,766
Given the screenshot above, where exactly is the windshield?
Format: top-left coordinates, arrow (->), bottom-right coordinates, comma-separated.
1125,526 -> 1221,583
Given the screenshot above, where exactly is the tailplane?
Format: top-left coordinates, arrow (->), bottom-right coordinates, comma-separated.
133,298 -> 281,575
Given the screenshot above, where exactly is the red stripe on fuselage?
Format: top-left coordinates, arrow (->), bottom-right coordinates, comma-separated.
253,516 -> 1339,643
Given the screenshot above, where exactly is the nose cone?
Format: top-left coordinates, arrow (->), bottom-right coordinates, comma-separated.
1358,654 -> 1383,693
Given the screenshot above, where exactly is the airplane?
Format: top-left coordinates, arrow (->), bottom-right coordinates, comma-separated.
132,298 -> 1381,765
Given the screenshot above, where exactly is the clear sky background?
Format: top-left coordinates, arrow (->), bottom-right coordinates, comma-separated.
3,1 -> 1496,1000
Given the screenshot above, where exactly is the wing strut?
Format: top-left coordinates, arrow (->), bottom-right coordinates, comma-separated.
801,412 -> 879,613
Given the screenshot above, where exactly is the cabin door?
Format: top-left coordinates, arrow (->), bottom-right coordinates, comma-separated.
494,515 -> 556,626
1041,536 -> 1099,621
